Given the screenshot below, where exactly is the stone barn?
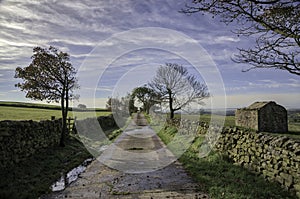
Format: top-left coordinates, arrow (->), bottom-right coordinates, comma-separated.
235,101 -> 288,133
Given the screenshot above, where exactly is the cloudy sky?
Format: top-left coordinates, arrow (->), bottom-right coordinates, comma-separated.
0,0 -> 299,109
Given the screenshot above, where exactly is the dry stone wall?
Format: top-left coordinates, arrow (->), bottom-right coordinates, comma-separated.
0,115 -> 117,169
215,127 -> 300,197
163,118 -> 299,196
0,119 -> 62,168
74,115 -> 117,137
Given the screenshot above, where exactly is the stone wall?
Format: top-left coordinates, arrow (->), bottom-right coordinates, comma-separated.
235,109 -> 258,130
74,115 -> 117,138
170,118 -> 298,196
167,118 -> 298,196
73,115 -> 118,156
215,127 -> 300,197
0,115 -> 118,169
0,119 -> 62,168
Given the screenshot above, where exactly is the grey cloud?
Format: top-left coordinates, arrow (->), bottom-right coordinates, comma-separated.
0,0 -> 297,105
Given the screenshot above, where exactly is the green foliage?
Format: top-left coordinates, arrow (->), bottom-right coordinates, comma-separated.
15,46 -> 78,103
131,86 -> 160,114
108,94 -> 136,116
106,97 -> 112,111
108,129 -> 123,141
158,125 -> 178,144
15,46 -> 79,146
77,104 -> 87,109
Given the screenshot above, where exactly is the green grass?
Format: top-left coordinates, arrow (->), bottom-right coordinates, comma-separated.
0,101 -> 61,109
70,110 -> 112,120
0,136 -> 92,199
0,106 -> 63,121
158,126 -> 297,199
289,122 -> 300,133
199,114 -> 235,127
0,104 -> 111,121
0,101 -> 108,111
174,114 -> 236,127
0,102 -> 121,198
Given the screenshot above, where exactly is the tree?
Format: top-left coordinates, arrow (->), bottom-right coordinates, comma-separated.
106,97 -> 112,111
182,1 -> 300,76
132,86 -> 161,114
77,104 -> 87,109
149,63 -> 209,119
106,95 -> 136,114
15,46 -> 79,147
107,94 -> 136,127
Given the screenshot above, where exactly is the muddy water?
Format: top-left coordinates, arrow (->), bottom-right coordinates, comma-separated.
51,158 -> 94,192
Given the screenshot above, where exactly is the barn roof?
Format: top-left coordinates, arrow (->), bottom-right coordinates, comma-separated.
247,101 -> 275,110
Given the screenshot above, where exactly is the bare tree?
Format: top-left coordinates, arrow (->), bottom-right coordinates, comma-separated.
182,1 -> 300,76
149,63 -> 209,119
15,46 -> 79,147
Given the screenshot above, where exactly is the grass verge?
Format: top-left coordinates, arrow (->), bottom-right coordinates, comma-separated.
158,125 -> 297,199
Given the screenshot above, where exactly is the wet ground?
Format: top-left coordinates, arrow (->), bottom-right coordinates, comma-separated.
41,113 -> 209,199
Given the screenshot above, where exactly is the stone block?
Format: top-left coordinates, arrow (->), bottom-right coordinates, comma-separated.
294,184 -> 300,193
280,173 -> 293,188
0,128 -> 10,136
244,156 -> 250,163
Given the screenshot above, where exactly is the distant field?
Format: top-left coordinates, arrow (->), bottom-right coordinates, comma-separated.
0,101 -> 111,121
1,101 -> 299,135
0,101 -> 61,109
174,113 -> 300,140
175,114 -> 236,127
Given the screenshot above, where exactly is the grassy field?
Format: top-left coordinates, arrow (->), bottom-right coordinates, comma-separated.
158,126 -> 298,199
0,101 -> 111,121
175,113 -> 300,137
1,102 -> 299,139
0,101 -> 61,109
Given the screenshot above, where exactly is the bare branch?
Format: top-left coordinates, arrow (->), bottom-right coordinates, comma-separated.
182,0 -> 300,76
149,63 -> 209,119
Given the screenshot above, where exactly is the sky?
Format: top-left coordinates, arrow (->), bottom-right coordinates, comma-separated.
0,0 -> 299,109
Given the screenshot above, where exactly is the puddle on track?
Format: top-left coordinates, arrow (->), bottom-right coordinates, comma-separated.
51,158 -> 94,192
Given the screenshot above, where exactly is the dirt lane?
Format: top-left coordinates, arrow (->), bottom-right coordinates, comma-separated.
42,113 -> 209,198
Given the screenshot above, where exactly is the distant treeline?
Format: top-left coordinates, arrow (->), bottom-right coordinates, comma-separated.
0,101 -> 109,112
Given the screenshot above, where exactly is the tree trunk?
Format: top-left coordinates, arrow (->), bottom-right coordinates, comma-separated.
168,89 -> 174,119
145,102 -> 150,115
65,89 -> 69,135
60,91 -> 66,147
170,109 -> 175,120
